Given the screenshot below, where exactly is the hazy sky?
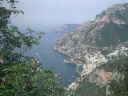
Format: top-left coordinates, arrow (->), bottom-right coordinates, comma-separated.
13,0 -> 127,26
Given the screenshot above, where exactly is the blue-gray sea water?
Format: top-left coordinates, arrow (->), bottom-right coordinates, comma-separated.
31,30 -> 77,86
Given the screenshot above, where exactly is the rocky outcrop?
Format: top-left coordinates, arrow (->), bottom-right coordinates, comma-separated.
55,3 -> 128,72
55,3 -> 128,96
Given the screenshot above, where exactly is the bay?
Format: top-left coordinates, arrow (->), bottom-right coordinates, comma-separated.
31,29 -> 78,86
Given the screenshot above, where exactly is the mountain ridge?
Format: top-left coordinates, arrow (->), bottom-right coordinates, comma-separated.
54,3 -> 128,96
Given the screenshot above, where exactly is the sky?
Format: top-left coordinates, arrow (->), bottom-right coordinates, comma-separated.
12,0 -> 127,27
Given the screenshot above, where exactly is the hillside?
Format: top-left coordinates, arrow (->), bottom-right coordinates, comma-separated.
55,3 -> 128,96
74,56 -> 128,96
55,3 -> 128,70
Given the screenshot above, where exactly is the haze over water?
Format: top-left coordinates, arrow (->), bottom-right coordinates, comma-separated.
12,0 -> 127,86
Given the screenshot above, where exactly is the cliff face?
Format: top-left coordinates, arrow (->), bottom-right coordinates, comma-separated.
55,3 -> 128,96
56,3 -> 128,49
55,3 -> 128,72
56,3 -> 128,61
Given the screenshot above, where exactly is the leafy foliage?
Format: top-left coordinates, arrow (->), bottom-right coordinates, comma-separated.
74,78 -> 106,96
0,1 -> 66,96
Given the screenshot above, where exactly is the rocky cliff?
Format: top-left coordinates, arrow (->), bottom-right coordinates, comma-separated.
55,3 -> 128,96
55,3 -> 128,73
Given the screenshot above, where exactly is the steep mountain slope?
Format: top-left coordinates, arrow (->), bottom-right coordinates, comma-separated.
56,3 -> 128,48
74,56 -> 128,96
55,3 -> 128,96
55,3 -> 128,68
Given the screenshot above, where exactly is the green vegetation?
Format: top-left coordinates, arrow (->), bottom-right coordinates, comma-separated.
2,1 -> 128,96
107,57 -> 128,96
55,3 -> 128,96
74,56 -> 128,96
97,22 -> 128,46
75,79 -> 106,96
0,0 -> 66,96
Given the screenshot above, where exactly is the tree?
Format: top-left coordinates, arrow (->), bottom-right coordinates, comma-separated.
0,0 -> 66,96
